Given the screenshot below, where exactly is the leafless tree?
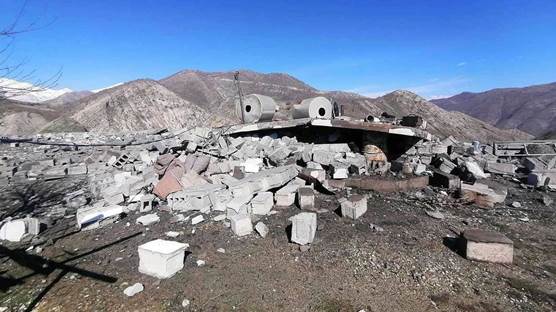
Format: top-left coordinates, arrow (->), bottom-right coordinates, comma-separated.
0,0 -> 61,102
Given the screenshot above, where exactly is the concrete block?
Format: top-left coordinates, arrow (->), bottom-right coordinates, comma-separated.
289,212 -> 317,245
251,192 -> 274,215
332,164 -> 349,179
297,187 -> 315,210
230,214 -> 253,236
138,239 -> 187,278
255,222 -> 269,238
460,183 -> 507,208
0,220 -> 27,242
76,205 -> 124,229
340,195 -> 367,219
140,194 -> 155,212
191,215 -> 205,225
430,169 -> 461,190
465,161 -> 490,179
463,229 -> 513,264
242,158 -> 263,173
275,183 -> 299,206
67,164 -> 88,175
312,151 -> 337,166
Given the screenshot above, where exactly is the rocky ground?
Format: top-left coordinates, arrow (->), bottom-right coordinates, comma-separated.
0,175 -> 554,312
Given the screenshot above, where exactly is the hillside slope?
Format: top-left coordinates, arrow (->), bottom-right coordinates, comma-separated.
432,82 -> 556,138
70,79 -> 228,133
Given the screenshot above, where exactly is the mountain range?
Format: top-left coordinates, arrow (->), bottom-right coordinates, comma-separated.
0,70 -> 536,142
432,82 -> 556,139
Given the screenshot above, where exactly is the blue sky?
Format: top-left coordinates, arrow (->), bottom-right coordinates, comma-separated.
1,0 -> 555,98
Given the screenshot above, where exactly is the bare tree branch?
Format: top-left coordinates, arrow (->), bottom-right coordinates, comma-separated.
1,0 -> 62,102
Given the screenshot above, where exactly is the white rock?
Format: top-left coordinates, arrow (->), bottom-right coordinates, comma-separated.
124,283 -> 144,297
136,213 -> 160,226
254,222 -> 269,238
165,231 -> 180,238
182,299 -> 191,308
196,259 -> 206,267
191,215 -> 205,225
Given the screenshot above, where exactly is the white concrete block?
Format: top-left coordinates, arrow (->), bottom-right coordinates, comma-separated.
138,239 -> 187,278
230,214 -> 253,236
0,220 -> 26,242
340,195 -> 367,219
297,187 -> 315,210
251,192 -> 274,215
289,212 -> 317,245
242,158 -> 263,173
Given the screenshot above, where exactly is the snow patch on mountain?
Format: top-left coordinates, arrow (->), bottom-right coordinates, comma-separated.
0,78 -> 72,103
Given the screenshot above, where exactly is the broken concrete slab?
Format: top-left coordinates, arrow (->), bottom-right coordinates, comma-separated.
76,205 -> 124,230
462,229 -> 513,264
138,239 -> 187,279
460,183 -> 507,208
485,162 -> 516,175
289,212 -> 317,245
254,221 -> 269,238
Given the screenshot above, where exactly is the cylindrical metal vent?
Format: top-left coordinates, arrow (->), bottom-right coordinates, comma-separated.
292,96 -> 333,119
235,94 -> 277,123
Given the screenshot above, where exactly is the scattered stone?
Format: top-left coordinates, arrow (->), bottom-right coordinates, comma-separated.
136,213 -> 160,226
425,210 -> 445,220
124,283 -> 144,297
542,195 -> 553,207
196,259 -> 206,267
165,231 -> 180,238
191,215 -> 205,225
182,299 -> 191,308
217,248 -> 226,253
511,201 -> 521,208
254,221 -> 269,238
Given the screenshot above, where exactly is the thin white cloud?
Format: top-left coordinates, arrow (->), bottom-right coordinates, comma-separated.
457,62 -> 467,67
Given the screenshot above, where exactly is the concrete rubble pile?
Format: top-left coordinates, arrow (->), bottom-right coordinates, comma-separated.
1,93 -> 554,277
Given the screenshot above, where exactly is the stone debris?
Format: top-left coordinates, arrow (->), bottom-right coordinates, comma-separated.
230,214 -> 253,236
289,212 -> 317,245
340,195 -> 367,219
2,104 -> 554,301
462,229 -> 513,264
254,221 -> 269,238
138,239 -> 187,278
136,213 -> 160,226
124,283 -> 144,297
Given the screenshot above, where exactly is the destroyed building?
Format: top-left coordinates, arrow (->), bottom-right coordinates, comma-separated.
0,93 -> 555,311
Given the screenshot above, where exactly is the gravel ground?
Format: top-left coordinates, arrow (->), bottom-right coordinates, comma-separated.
0,178 -> 555,312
